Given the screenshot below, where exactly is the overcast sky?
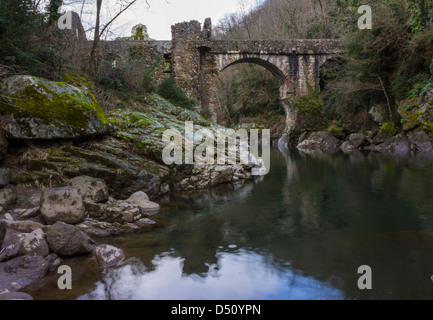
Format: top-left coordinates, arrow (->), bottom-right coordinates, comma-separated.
71,0 -> 259,40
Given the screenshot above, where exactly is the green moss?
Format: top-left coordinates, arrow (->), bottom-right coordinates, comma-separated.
294,84 -> 324,114
0,76 -> 108,137
327,125 -> 344,135
62,72 -> 95,91
380,122 -> 398,135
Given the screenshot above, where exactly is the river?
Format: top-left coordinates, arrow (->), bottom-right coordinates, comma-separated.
26,148 -> 433,300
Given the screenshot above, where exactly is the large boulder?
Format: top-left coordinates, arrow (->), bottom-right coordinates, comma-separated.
126,191 -> 160,215
372,133 -> 411,154
45,222 -> 94,257
69,176 -> 109,203
0,75 -> 110,139
297,131 -> 341,151
40,187 -> 86,225
349,133 -> 368,149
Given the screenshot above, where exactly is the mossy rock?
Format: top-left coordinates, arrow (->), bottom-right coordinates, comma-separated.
397,103 -> 420,131
0,75 -> 110,139
398,92 -> 433,134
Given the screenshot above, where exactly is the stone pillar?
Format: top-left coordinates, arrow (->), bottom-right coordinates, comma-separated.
171,21 -> 203,103
199,47 -> 218,122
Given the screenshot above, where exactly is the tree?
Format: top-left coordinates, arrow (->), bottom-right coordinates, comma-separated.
131,24 -> 150,40
47,0 -> 63,26
0,0 -> 43,67
89,0 -> 150,73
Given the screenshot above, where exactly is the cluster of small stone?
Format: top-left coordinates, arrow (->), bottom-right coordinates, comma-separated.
0,175 -> 160,299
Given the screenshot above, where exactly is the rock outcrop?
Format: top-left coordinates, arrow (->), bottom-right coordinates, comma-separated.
0,75 -> 110,139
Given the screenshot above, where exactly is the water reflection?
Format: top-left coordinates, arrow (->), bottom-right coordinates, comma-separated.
79,249 -> 344,300
26,148 -> 433,300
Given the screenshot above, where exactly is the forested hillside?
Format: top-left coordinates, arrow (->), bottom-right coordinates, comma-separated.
214,0 -> 433,135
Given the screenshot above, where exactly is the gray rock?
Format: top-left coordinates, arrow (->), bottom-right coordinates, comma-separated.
76,219 -> 123,238
104,200 -> 142,223
0,188 -> 17,210
297,131 -> 341,151
69,176 -> 109,203
1,229 -> 25,251
0,243 -> 20,262
126,191 -> 160,215
369,104 -> 385,125
40,187 -> 86,225
45,222 -> 94,257
407,129 -> 433,153
373,133 -> 411,154
211,166 -> 234,186
3,220 -> 46,233
136,218 -> 156,226
0,168 -> 12,188
14,207 -> 40,219
94,244 -> 125,268
373,130 -> 397,144
0,255 -> 50,292
340,141 -> 355,153
0,75 -> 110,140
349,133 -> 368,149
18,229 -> 49,257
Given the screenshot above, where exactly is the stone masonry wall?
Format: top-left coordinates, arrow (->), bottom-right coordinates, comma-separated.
97,40 -> 172,85
171,21 -> 203,103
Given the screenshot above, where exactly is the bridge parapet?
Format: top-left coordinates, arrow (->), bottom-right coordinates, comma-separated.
211,39 -> 344,55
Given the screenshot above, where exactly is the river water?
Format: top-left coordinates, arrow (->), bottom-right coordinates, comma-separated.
27,148 -> 433,300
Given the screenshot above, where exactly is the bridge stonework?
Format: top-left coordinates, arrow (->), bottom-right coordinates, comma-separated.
103,19 -> 344,132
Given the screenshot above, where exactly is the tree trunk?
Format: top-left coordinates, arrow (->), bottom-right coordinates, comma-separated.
89,0 -> 102,74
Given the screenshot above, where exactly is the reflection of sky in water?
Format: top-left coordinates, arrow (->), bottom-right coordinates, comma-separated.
79,250 -> 344,300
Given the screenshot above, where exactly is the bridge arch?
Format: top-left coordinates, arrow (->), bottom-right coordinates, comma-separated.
215,54 -> 296,132
217,55 -> 287,83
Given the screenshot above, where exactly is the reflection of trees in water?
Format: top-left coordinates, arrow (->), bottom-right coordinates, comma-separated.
107,149 -> 433,299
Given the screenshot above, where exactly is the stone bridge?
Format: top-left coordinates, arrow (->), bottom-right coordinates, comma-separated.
102,19 -> 344,131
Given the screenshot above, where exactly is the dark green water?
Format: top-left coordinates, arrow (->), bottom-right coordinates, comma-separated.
28,148 -> 433,300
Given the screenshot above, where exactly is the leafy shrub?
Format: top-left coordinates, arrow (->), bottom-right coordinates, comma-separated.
94,59 -> 156,94
157,77 -> 196,109
294,83 -> 324,114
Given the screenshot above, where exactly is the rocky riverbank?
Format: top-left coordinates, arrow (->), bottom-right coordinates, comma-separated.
279,89 -> 433,155
0,75 -> 265,299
